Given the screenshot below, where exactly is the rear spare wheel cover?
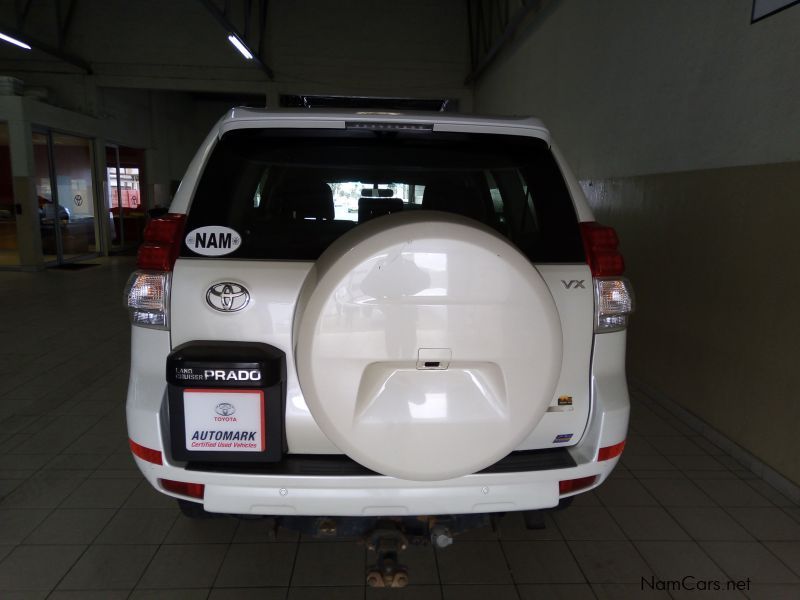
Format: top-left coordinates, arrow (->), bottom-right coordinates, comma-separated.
295,211 -> 562,480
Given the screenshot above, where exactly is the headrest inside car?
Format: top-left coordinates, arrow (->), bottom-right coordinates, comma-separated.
277,181 -> 335,221
358,197 -> 403,223
422,182 -> 486,222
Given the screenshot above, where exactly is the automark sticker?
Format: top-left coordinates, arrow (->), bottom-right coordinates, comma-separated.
183,389 -> 265,451
185,226 -> 241,256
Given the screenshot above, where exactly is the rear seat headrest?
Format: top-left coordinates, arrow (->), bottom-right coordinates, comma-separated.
358,197 -> 403,223
276,180 -> 335,221
361,188 -> 395,198
422,182 -> 486,222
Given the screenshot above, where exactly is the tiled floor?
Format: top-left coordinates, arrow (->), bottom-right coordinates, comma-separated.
0,258 -> 798,599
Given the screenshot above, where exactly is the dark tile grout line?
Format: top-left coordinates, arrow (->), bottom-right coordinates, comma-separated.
493,526 -> 523,600
284,521 -> 303,599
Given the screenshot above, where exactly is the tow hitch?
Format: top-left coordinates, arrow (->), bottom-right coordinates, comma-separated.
366,521 -> 409,588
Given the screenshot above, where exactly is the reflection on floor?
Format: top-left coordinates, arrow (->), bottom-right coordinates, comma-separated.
0,258 -> 797,599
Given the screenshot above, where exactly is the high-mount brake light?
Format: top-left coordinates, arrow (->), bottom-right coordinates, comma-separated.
580,221 -> 634,333
124,214 -> 185,330
136,213 -> 186,271
345,121 -> 433,131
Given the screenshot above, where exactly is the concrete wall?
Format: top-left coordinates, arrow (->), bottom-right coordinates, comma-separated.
474,0 -> 800,484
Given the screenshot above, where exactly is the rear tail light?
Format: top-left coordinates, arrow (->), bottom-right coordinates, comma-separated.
124,271 -> 171,329
594,277 -> 634,332
580,222 -> 624,277
159,478 -> 205,500
598,440 -> 626,461
137,213 -> 186,271
559,475 -> 597,495
124,213 -> 185,330
580,222 -> 634,333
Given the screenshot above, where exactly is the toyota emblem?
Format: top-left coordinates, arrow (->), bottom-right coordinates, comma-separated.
215,402 -> 236,416
206,282 -> 250,312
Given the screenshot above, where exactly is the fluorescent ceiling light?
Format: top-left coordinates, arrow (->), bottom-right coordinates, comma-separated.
0,32 -> 31,50
227,34 -> 253,60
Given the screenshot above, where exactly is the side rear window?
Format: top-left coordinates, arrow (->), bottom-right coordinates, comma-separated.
182,128 -> 584,263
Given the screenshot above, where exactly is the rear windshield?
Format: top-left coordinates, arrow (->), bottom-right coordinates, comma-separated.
182,128 -> 584,263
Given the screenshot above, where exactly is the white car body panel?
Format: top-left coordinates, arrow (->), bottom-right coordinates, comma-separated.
126,108 -> 630,515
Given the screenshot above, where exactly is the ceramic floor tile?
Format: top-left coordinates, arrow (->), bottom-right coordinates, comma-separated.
0,544 -> 85,591
741,583 -> 800,600
0,509 -> 51,544
693,480 -> 774,507
435,541 -> 512,584
367,585 -> 442,600
640,478 -> 716,507
608,506 -> 690,541
25,508 -> 115,545
164,514 -> 238,544
0,474 -> 84,508
440,584 -> 519,599
647,436 -> 708,456
95,508 -> 178,545
210,589 -> 286,600
763,542 -> 800,577
290,541 -> 365,586
666,507 -> 753,541
634,540 -> 726,581
58,544 -> 157,590
502,540 -> 585,583
60,478 -> 139,509
139,544 -> 228,589
517,583 -> 595,599
567,540 -> 653,583
127,591 -> 212,600
595,478 -> 659,506
700,542 -> 799,584
48,591 -> 129,599
726,507 -> 800,541
552,506 -> 626,540
214,542 -> 297,587
592,583 -> 672,599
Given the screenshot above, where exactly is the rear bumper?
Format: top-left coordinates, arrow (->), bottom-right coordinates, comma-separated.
134,454 -> 620,515
127,329 -> 629,516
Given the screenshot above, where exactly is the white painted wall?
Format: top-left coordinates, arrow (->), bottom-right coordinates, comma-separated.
475,0 -> 800,178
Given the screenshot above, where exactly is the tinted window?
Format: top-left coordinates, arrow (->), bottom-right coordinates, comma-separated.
183,128 -> 584,262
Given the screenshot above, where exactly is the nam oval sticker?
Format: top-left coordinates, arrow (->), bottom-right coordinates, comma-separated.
185,226 -> 242,256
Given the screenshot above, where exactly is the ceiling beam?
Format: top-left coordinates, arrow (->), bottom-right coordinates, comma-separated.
198,0 -> 274,80
0,23 -> 91,73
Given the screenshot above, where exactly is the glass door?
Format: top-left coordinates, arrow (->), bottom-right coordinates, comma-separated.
34,130 -> 98,264
0,122 -> 19,266
107,145 -> 146,252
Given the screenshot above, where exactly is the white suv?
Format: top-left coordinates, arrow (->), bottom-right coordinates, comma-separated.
124,109 -> 632,543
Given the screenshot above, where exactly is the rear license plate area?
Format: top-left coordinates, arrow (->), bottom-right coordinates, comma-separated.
166,342 -> 285,463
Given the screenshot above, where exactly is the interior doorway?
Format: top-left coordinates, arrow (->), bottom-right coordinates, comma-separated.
106,145 -> 146,252
33,130 -> 99,265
